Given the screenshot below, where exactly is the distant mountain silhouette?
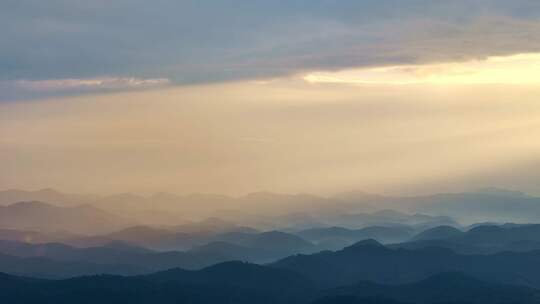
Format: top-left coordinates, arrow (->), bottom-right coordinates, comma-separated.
0,239 -> 152,260
60,223 -> 257,250
296,226 -> 414,248
399,224 -> 540,254
192,231 -> 317,262
191,241 -> 257,260
0,252 -> 143,278
249,231 -> 315,252
271,239 -> 540,288
0,189 -> 244,227
4,187 -> 540,226
211,230 -> 260,244
333,189 -> 540,224
102,225 -> 204,250
92,191 -> 342,227
0,228 -> 76,243
0,239 -> 237,278
458,224 -> 540,244
53,225 -> 318,263
174,217 -> 258,234
94,192 -> 238,223
0,201 -> 132,234
0,188 -> 98,206
418,191 -> 540,223
328,210 -> 458,230
411,225 -> 464,241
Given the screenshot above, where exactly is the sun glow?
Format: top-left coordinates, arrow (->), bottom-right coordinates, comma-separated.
303,53 -> 540,85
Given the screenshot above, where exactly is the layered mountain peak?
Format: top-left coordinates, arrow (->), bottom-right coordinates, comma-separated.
8,201 -> 54,209
475,187 -> 529,197
412,226 -> 464,241
344,239 -> 386,251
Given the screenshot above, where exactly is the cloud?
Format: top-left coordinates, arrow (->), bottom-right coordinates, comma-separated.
303,53 -> 540,85
2,0 -> 540,99
14,77 -> 170,91
0,77 -> 170,101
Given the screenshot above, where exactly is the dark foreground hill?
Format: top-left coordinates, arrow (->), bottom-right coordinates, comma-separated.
271,239 -> 540,288
314,272 -> 540,304
5,235 -> 540,286
0,262 -> 314,304
0,262 -> 538,304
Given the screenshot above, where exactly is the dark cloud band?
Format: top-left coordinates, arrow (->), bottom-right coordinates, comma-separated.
2,0 -> 540,100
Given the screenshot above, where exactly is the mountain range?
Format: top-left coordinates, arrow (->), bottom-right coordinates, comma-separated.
396,223 -> 540,254
0,240 -> 233,278
335,188 -> 540,224
271,239 -> 540,288
296,225 -> 415,249
0,261 -> 538,304
1,188 -> 540,303
0,201 -> 131,234
4,187 -> 540,229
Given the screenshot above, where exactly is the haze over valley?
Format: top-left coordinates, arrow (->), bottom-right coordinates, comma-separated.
2,1 -> 540,303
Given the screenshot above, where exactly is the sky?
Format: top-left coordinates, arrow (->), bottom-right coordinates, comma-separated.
1,1 -> 540,196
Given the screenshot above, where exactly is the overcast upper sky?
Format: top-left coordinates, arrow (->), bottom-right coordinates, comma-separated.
2,0 -> 540,100
1,1 -> 540,196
